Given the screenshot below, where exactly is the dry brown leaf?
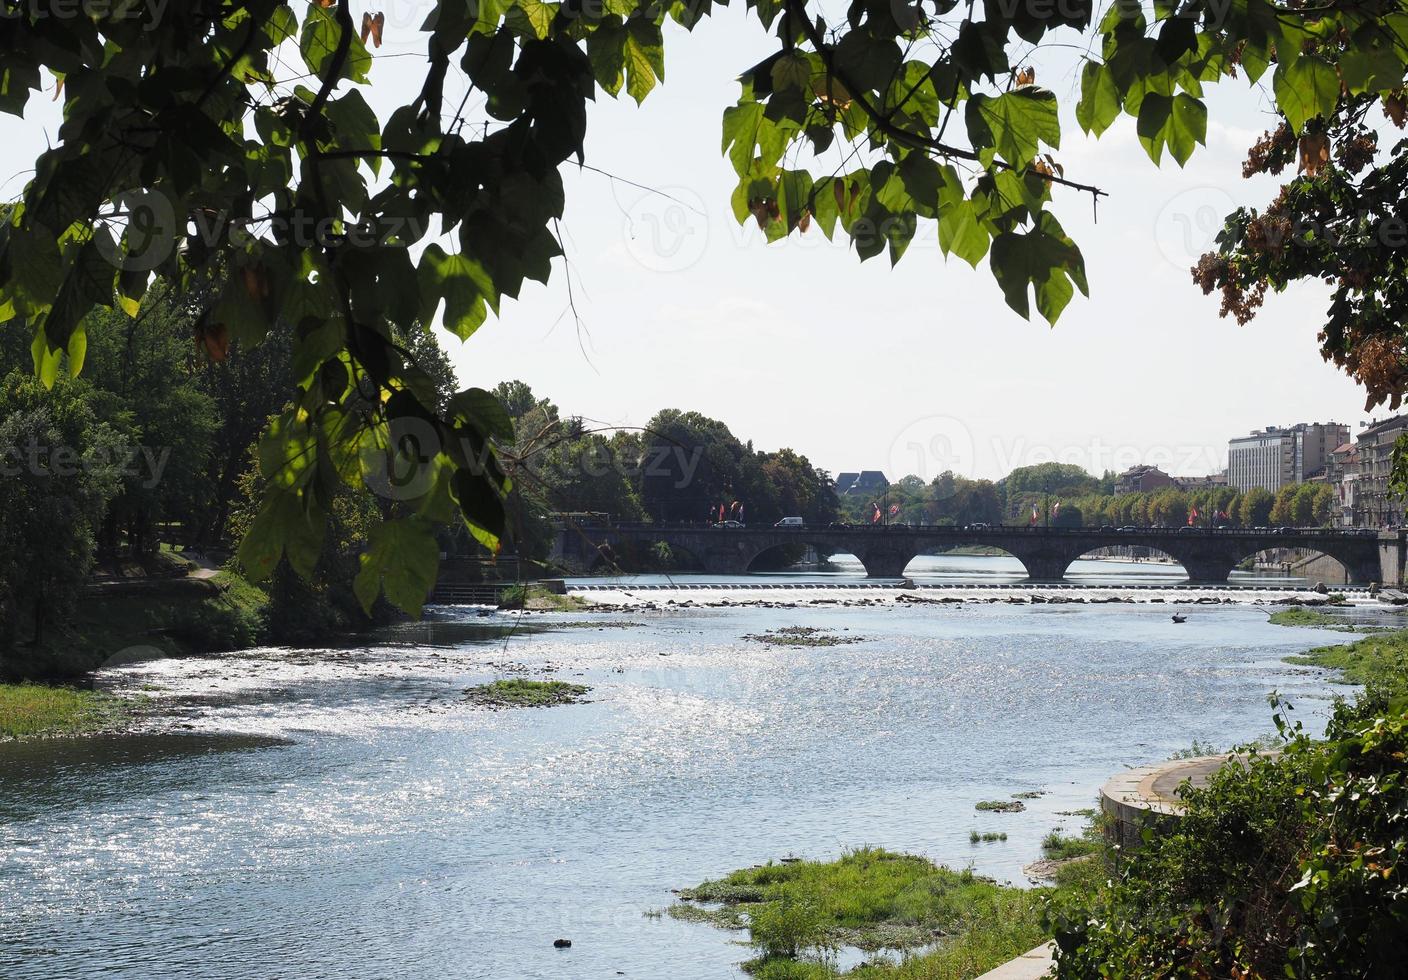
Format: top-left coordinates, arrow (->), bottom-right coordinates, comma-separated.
1299,133 -> 1330,175
1385,91 -> 1407,128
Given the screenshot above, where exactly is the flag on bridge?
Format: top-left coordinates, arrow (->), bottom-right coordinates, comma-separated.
1030,505 -> 1038,526
1053,501 -> 1061,519
872,503 -> 882,524
889,503 -> 900,517
1188,507 -> 1199,526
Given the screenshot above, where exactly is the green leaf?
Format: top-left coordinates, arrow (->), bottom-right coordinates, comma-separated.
448,388 -> 515,442
586,21 -> 628,96
938,198 -> 990,267
299,6 -> 372,86
418,244 -> 497,340
1272,56 -> 1341,134
65,323 -> 86,377
624,19 -> 664,104
237,490 -> 326,583
770,53 -> 811,92
1076,62 -> 1121,137
1136,92 -> 1206,166
967,89 -> 1059,167
353,518 -> 440,616
511,0 -> 557,39
988,213 -> 1087,324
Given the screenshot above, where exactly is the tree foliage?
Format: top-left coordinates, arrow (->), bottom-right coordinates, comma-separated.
2,0 -> 1406,613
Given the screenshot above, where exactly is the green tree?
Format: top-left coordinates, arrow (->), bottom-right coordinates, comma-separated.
0,374 -> 124,658
1239,487 -> 1276,527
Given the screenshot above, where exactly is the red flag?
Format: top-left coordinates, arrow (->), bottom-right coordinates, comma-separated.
1187,507 -> 1199,526
889,503 -> 901,516
718,503 -> 725,522
1030,505 -> 1038,526
872,503 -> 882,524
730,500 -> 740,515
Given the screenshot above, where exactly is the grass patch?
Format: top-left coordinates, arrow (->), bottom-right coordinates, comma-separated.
969,831 -> 1007,843
671,848 -> 1104,979
974,800 -> 1025,813
498,585 -> 588,612
744,627 -> 863,648
1267,608 -> 1358,630
1283,628 -> 1408,686
463,678 -> 590,708
1040,829 -> 1100,862
0,683 -> 134,739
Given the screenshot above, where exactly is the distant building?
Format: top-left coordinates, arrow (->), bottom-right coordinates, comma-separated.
1351,415 -> 1408,527
1227,422 -> 1349,492
1175,471 -> 1229,491
1114,465 -> 1174,495
1330,443 -> 1359,527
835,471 -> 889,496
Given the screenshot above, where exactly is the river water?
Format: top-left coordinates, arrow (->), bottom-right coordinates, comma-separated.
0,558 -> 1368,979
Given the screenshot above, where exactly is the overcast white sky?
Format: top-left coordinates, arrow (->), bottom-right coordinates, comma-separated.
0,3 -> 1379,481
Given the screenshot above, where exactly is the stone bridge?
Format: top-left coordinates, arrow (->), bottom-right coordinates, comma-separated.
552,524 -> 1404,585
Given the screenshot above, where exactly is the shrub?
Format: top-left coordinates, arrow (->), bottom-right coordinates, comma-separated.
1052,677 -> 1408,978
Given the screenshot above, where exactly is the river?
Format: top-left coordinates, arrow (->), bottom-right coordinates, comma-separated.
0,557 -> 1369,979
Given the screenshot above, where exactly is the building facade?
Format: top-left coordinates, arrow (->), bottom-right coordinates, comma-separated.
1352,415 -> 1408,527
1114,465 -> 1175,495
1227,422 -> 1349,492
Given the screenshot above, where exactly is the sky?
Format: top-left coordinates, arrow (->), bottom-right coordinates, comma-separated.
0,2 -> 1380,483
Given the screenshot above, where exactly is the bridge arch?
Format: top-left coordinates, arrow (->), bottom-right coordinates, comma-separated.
744,539 -> 837,572
1228,544 -> 1369,585
1068,545 -> 1189,581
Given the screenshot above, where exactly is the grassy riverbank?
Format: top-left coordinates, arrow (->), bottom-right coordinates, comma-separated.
1284,628 -> 1408,685
0,683 -> 135,739
668,847 -> 1103,979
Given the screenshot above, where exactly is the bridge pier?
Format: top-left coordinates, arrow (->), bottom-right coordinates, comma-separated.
855,548 -> 915,579
1178,556 -> 1234,584
1020,556 -> 1073,582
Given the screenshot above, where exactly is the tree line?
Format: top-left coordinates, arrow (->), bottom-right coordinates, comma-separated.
489,381 -> 840,563
837,461 -> 1340,530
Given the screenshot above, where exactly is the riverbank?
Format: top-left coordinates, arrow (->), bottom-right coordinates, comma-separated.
1,569 -> 267,682
0,684 -> 139,740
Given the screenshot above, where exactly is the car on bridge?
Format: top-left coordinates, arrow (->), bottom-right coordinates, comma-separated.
775,517 -> 804,528
713,520 -> 745,529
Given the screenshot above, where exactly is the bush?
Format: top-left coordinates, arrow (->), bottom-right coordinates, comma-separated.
749,898 -> 831,962
1053,675 -> 1408,978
